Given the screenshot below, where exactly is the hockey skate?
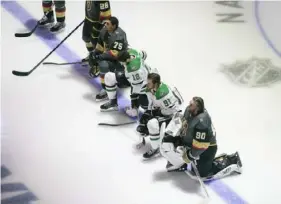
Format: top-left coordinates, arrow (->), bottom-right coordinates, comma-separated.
166,161 -> 187,172
38,15 -> 54,28
100,99 -> 118,112
50,22 -> 66,33
143,148 -> 160,159
185,151 -> 243,182
95,89 -> 108,102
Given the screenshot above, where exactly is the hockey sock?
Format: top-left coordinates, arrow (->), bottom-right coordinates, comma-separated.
42,1 -> 53,18
100,74 -> 106,89
105,84 -> 117,100
85,42 -> 94,52
55,6 -> 66,22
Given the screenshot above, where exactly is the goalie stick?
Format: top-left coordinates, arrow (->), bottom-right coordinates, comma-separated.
98,121 -> 136,126
190,161 -> 211,204
12,20 -> 84,77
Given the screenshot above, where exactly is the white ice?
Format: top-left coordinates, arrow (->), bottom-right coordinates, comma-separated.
1,1 -> 281,204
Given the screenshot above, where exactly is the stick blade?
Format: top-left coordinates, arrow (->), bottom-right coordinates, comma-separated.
14,32 -> 32,37
98,121 -> 136,126
12,70 -> 30,76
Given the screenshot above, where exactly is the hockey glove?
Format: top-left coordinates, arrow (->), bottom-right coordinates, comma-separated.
89,52 -> 98,67
88,52 -> 100,77
182,149 -> 199,164
139,110 -> 153,124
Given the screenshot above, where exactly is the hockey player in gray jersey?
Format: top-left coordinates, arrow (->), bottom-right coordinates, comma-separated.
160,97 -> 242,180
88,16 -> 130,101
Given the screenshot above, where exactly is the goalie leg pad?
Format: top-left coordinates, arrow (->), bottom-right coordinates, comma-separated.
104,72 -> 117,100
160,142 -> 185,170
147,118 -> 160,149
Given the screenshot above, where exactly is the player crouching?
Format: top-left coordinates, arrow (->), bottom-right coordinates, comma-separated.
136,73 -> 183,159
99,48 -> 150,114
160,97 -> 242,181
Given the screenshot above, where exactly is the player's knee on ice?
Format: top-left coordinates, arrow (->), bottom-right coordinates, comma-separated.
195,145 -> 217,177
147,118 -> 161,149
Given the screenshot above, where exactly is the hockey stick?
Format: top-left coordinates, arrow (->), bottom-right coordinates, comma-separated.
43,61 -> 86,66
191,162 -> 211,203
15,23 -> 39,37
12,20 -> 84,77
98,121 -> 136,126
14,11 -> 51,38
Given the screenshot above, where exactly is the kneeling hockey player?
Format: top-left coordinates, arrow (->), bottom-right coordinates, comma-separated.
88,16 -> 129,100
160,96 -> 242,180
136,73 -> 183,159
99,48 -> 150,115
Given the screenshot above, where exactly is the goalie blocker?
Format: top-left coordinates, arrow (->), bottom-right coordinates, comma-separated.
160,96 -> 242,180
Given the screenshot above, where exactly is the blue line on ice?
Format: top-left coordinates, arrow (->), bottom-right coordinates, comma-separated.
1,1 -> 248,203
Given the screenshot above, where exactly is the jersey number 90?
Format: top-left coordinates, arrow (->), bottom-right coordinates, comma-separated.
195,132 -> 206,140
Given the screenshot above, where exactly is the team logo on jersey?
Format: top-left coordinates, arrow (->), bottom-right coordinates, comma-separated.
220,57 -> 281,87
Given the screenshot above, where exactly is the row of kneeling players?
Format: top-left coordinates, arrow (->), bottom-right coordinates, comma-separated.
38,1 -> 243,181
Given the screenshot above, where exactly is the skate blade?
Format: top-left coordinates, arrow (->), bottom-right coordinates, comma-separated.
38,22 -> 54,29
50,27 -> 65,34
142,152 -> 161,161
100,108 -> 119,112
95,98 -> 109,102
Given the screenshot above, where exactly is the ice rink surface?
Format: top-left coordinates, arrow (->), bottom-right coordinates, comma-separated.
1,1 -> 281,204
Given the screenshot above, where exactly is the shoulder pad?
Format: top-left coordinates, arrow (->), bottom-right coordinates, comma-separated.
155,83 -> 169,100
114,27 -> 126,40
195,112 -> 211,130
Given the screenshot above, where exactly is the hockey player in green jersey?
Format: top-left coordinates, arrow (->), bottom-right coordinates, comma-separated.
136,73 -> 184,159
160,96 -> 242,180
99,48 -> 150,114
